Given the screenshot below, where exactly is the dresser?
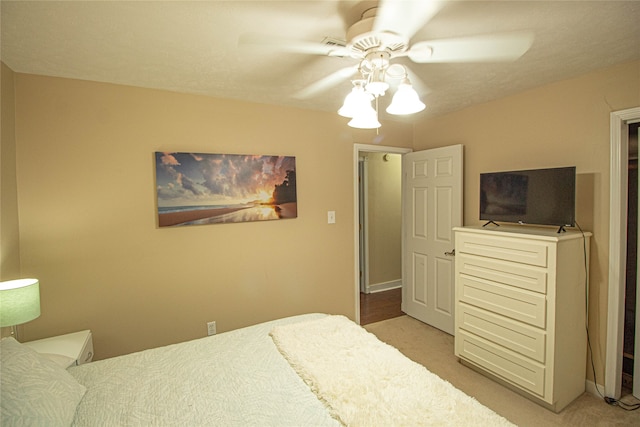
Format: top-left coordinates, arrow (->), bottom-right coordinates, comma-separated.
453,226 -> 591,412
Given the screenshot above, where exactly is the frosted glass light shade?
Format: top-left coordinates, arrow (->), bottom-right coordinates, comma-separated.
338,86 -> 372,118
386,83 -> 426,115
0,278 -> 41,327
348,105 -> 381,129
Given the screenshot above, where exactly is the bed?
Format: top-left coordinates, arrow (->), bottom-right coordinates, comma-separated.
1,313 -> 514,426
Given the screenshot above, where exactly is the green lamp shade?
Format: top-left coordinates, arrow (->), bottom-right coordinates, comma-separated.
0,278 -> 41,327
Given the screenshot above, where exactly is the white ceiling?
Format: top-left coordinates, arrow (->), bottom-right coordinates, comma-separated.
2,1 -> 639,120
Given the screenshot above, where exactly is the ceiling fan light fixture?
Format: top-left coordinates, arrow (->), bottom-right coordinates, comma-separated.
365,67 -> 389,97
338,82 -> 372,118
386,81 -> 426,115
347,104 -> 381,129
365,80 -> 389,97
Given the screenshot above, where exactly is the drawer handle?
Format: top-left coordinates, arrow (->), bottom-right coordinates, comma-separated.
444,249 -> 456,256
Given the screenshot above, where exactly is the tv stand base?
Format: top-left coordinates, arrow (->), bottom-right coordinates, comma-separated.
482,220 -> 500,227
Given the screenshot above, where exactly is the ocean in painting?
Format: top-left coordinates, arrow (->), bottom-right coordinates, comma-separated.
184,205 -> 280,225
157,202 -> 297,227
158,204 -> 249,215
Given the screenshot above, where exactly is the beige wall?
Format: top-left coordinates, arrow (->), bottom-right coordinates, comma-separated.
10,72 -> 413,359
5,59 -> 639,384
1,62 -> 21,281
366,152 -> 402,288
1,62 -> 22,338
413,59 -> 640,385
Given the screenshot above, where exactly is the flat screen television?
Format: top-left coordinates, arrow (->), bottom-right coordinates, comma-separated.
480,166 -> 576,231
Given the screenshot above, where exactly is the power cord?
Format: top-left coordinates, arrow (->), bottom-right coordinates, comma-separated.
604,395 -> 640,410
575,221 -> 640,411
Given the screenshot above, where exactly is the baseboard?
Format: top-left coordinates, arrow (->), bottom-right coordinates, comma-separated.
585,379 -> 606,399
367,280 -> 402,294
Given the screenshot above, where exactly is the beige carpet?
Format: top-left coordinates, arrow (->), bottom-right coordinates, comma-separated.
364,315 -> 640,427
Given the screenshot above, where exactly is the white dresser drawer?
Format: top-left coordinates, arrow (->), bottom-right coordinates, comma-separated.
457,233 -> 549,267
457,303 -> 546,363
458,274 -> 547,328
457,253 -> 548,294
456,329 -> 546,398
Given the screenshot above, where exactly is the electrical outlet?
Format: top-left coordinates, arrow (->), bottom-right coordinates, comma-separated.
207,321 -> 216,336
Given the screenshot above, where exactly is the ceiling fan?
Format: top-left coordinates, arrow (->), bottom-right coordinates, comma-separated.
239,0 -> 534,128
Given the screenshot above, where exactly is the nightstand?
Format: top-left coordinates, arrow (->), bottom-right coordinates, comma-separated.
24,330 -> 93,368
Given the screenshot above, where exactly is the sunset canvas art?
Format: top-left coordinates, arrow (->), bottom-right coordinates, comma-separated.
155,152 -> 297,227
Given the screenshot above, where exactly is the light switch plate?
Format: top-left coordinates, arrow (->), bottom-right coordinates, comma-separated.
328,211 -> 336,224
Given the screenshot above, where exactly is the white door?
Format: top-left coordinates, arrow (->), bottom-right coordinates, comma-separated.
402,144 -> 463,335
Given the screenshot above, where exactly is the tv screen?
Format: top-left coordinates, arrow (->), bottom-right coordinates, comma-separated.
480,166 -> 576,228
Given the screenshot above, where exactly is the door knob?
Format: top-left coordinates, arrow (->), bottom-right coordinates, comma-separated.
444,249 -> 456,256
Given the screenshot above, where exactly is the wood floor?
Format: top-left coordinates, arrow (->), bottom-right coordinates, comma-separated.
360,287 -> 404,325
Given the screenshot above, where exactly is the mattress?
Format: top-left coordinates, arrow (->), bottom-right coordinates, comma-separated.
69,313 -> 339,426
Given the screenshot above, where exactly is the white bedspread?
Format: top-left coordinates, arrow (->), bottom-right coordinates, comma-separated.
69,313 -> 339,427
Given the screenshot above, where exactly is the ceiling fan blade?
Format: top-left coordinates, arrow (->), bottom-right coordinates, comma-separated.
408,32 -> 535,63
293,65 -> 359,100
374,0 -> 443,41
239,33 -> 349,57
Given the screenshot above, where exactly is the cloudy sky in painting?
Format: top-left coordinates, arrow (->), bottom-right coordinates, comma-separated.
155,152 -> 296,208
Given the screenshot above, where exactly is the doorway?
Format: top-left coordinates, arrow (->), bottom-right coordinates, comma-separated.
353,144 -> 411,325
359,152 -> 403,295
607,107 -> 640,399
358,151 -> 404,325
624,122 -> 640,396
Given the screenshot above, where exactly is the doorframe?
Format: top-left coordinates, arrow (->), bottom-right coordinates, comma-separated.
607,107 -> 640,398
353,143 -> 412,324
358,157 -> 368,294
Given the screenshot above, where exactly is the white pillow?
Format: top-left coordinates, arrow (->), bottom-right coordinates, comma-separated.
40,352 -> 76,368
0,336 -> 86,427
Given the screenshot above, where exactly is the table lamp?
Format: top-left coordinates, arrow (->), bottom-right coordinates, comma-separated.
0,278 -> 41,341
